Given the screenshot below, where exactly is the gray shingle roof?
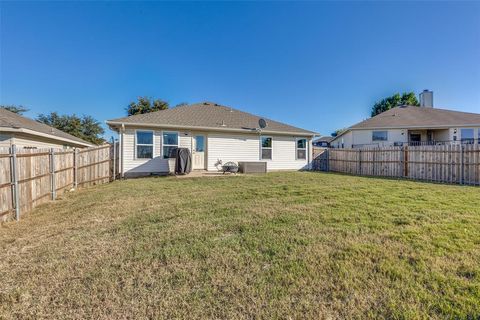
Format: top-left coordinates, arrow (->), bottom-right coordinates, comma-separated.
107,102 -> 316,135
350,106 -> 480,129
0,108 -> 92,146
314,136 -> 334,142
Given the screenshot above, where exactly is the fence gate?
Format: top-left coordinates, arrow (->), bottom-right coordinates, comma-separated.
312,148 -> 329,171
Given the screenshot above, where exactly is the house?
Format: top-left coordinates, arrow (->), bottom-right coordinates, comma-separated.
331,92 -> 480,148
106,102 -> 317,177
0,108 -> 92,149
313,136 -> 333,148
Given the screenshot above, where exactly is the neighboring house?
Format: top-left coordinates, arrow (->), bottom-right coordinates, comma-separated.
106,102 -> 317,177
0,108 -> 92,149
313,136 -> 333,148
331,106 -> 480,148
331,104 -> 480,148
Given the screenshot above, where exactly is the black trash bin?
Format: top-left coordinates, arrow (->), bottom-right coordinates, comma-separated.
174,148 -> 192,175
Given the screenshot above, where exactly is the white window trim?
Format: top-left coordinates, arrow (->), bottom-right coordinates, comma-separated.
372,130 -> 388,142
260,136 -> 273,160
460,128 -> 475,143
162,131 -> 179,158
296,138 -> 307,160
135,129 -> 154,159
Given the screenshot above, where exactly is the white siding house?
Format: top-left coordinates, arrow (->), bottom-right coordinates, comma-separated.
107,102 -> 316,177
331,106 -> 480,149
0,108 -> 92,149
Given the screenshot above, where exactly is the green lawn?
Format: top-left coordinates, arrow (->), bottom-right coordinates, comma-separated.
1,172 -> 479,319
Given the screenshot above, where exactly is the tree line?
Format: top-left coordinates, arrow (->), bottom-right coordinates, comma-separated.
0,97 -> 185,145
2,91 -> 421,143
331,91 -> 419,136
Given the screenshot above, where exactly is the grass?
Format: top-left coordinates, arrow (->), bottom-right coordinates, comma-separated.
0,172 -> 479,319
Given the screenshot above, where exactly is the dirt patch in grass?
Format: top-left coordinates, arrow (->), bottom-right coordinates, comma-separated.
1,172 -> 479,319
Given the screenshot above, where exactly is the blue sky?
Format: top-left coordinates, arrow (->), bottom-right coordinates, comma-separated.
1,1 -> 479,138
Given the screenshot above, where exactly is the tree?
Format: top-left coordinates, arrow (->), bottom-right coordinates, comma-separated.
174,102 -> 189,108
37,112 -> 105,145
371,92 -> 419,117
331,128 -> 347,137
1,104 -> 29,115
126,96 -> 169,116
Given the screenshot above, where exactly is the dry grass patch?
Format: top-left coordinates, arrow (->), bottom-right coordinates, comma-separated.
1,172 -> 479,319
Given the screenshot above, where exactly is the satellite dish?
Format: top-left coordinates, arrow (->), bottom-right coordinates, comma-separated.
258,118 -> 267,129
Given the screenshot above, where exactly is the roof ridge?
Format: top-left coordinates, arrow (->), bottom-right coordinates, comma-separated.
106,101 -> 316,135
393,105 -> 479,114
344,106 -> 480,132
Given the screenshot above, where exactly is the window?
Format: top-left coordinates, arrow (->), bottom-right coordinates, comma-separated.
136,131 -> 153,159
461,128 -> 474,144
195,135 -> 205,152
409,133 -> 421,142
372,131 -> 388,141
261,136 -> 272,160
296,138 -> 307,160
163,131 -> 178,158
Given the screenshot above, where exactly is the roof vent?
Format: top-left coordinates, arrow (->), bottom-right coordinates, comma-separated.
220,120 -> 227,127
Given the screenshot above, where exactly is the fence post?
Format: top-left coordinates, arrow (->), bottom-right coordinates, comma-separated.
358,149 -> 362,175
74,148 -> 78,189
50,148 -> 56,200
400,146 -> 404,177
326,149 -> 330,172
461,144 -> 465,185
403,146 -> 409,177
11,145 -> 20,221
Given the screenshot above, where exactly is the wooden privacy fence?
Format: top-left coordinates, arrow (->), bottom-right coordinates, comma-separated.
312,144 -> 480,185
0,144 -> 118,222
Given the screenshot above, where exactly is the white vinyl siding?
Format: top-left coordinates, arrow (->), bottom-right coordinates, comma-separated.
122,128 -> 311,174
8,133 -> 80,149
207,133 -> 310,171
333,128 -> 480,148
269,135 -> 309,170
333,129 -> 406,148
123,129 -> 168,174
207,133 -> 260,171
179,134 -> 192,150
122,129 -> 193,174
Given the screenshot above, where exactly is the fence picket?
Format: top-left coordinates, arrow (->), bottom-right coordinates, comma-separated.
0,145 -> 114,221
312,144 -> 480,186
